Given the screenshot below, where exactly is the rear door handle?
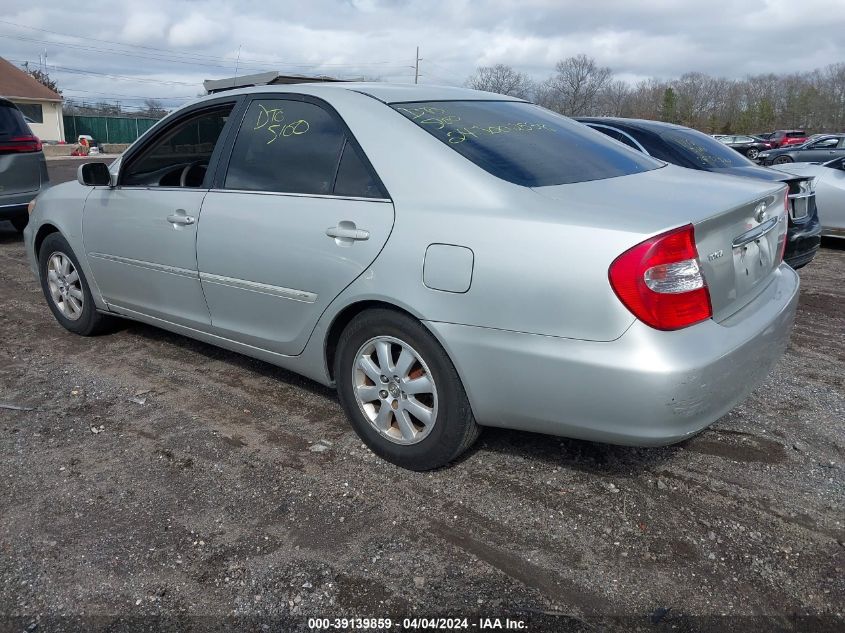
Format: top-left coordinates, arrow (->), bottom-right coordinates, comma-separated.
167,213 -> 195,226
326,224 -> 369,241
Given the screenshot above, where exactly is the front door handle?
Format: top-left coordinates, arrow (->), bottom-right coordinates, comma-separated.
326,221 -> 369,245
167,213 -> 195,226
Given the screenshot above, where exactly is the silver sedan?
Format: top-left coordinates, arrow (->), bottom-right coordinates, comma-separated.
23,84 -> 799,470
772,157 -> 845,238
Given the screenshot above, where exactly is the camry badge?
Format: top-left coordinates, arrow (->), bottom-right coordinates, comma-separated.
708,249 -> 724,261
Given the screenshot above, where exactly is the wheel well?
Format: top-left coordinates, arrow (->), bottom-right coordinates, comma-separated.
324,300 -> 419,381
34,223 -> 60,259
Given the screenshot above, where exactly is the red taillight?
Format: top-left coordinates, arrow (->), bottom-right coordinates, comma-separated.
609,224 -> 712,331
0,135 -> 42,153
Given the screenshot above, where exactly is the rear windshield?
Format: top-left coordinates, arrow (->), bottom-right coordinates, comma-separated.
659,128 -> 752,169
0,103 -> 30,136
391,100 -> 661,187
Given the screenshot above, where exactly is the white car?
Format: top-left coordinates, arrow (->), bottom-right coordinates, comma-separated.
772,157 -> 845,238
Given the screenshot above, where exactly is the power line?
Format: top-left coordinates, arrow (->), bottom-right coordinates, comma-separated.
6,58 -> 200,86
63,89 -> 195,101
0,19 -> 415,70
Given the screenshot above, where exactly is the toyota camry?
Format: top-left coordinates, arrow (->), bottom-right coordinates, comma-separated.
23,84 -> 799,470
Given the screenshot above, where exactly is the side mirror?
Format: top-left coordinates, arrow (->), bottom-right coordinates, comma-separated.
77,162 -> 113,187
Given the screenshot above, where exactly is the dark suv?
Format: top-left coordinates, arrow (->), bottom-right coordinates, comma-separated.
0,98 -> 49,232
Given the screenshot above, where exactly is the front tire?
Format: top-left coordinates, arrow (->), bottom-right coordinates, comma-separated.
773,155 -> 793,165
335,309 -> 480,470
38,233 -> 112,336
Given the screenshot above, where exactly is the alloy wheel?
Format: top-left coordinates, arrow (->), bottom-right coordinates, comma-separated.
46,252 -> 84,321
352,336 -> 438,445
747,148 -> 759,159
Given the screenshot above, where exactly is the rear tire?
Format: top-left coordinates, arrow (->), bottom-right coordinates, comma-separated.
10,215 -> 28,232
38,233 -> 112,336
773,155 -> 793,165
335,309 -> 480,470
746,148 -> 759,160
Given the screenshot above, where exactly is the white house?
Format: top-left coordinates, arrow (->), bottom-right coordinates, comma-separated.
0,57 -> 65,143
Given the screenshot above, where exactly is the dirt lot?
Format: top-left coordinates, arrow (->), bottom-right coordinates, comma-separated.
0,173 -> 843,631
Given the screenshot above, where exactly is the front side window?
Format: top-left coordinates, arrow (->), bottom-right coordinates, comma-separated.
811,138 -> 839,149
122,105 -> 233,187
391,101 -> 661,187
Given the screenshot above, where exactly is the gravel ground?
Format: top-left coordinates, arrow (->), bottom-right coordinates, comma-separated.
0,185 -> 843,631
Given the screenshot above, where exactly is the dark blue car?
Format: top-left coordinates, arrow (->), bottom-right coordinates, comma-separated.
576,117 -> 822,269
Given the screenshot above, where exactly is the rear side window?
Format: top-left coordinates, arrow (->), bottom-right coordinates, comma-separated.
786,131 -> 806,138
587,125 -> 642,151
391,101 -> 661,186
334,140 -> 385,198
225,99 -> 385,198
0,104 -> 30,136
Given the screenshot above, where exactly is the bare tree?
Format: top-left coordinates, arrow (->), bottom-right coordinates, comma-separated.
597,80 -> 632,116
537,54 -> 612,115
142,99 -> 167,119
465,64 -> 534,99
461,54 -> 845,134
22,62 -> 61,94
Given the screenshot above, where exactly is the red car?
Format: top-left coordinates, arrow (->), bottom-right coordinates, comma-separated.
768,129 -> 807,148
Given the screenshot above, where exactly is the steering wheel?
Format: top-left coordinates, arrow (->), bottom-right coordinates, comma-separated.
179,161 -> 208,188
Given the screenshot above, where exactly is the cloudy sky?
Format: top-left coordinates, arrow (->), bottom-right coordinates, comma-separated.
2,0 -> 844,110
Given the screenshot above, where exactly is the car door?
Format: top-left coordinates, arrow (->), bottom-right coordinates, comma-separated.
800,137 -> 839,162
815,160 -> 845,233
197,95 -> 394,356
83,100 -> 239,328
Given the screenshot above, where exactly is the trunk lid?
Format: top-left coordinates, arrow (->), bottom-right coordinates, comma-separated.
693,188 -> 788,322
532,165 -> 788,324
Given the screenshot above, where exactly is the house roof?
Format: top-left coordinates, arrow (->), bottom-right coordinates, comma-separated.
0,57 -> 62,102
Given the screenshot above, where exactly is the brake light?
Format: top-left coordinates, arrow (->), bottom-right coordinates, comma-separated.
608,224 -> 712,331
0,135 -> 42,153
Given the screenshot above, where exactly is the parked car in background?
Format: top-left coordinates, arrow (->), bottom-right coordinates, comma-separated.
772,156 -> 845,238
576,117 -> 821,268
718,134 -> 773,160
758,134 -> 845,165
22,84 -> 799,470
0,97 -> 49,232
767,129 -> 808,148
753,132 -> 774,140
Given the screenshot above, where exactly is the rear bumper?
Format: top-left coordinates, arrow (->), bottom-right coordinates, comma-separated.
785,213 -> 822,269
0,200 -> 31,220
427,265 -> 799,446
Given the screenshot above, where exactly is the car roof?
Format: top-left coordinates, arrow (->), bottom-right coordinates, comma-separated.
199,82 -> 524,105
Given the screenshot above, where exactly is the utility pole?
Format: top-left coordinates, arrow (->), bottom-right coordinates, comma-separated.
234,44 -> 242,81
414,46 -> 421,84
